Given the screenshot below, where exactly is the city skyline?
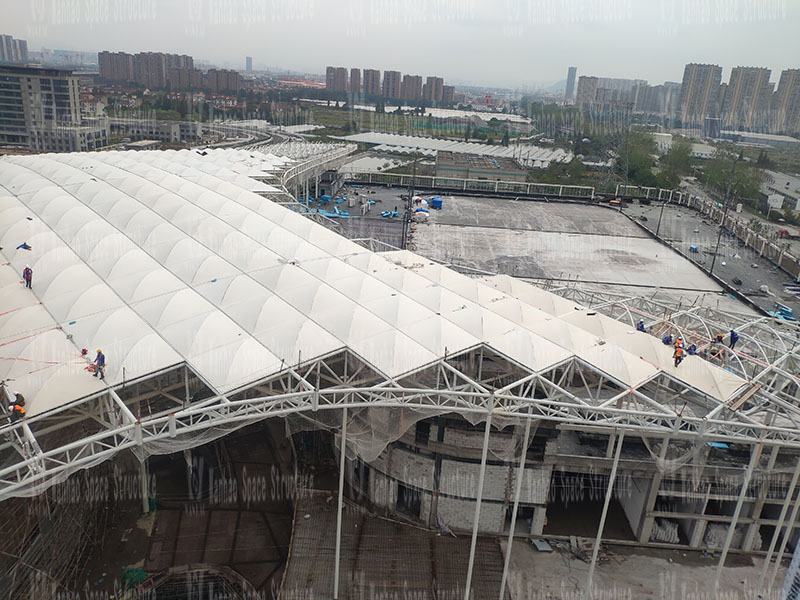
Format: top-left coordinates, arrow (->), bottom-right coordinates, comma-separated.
4,0 -> 798,89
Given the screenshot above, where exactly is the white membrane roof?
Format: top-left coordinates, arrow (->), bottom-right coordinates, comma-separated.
0,150 -> 747,418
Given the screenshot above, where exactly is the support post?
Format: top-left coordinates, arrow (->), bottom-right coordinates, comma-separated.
140,457 -> 149,514
499,409 -> 533,600
333,407 -> 348,600
464,397 -> 495,600
758,455 -> 800,593
768,463 -> 800,591
584,429 -> 625,600
711,440 -> 763,599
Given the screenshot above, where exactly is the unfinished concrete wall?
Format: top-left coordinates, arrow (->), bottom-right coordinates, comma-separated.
437,496 -> 504,533
619,476 -> 649,538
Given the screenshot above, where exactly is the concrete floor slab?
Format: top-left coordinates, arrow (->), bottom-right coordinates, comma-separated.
501,538 -> 787,599
173,510 -> 209,565
204,510 -> 238,564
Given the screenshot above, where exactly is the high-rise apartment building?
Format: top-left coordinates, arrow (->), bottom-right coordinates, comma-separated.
246,56 -> 253,72
0,64 -> 109,152
678,63 -> 723,127
382,70 -> 401,99
441,85 -> 455,105
575,76 -> 599,109
722,66 -> 773,131
363,69 -> 381,96
401,75 -> 422,101
424,76 -> 443,102
167,67 -> 203,90
133,52 -> 167,88
349,68 -> 361,95
206,69 -> 242,93
565,66 -> 577,101
98,51 -> 135,82
325,66 -> 348,92
775,69 -> 800,135
0,34 -> 28,64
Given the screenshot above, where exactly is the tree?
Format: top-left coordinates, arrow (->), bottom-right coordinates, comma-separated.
756,150 -> 774,169
659,138 -> 692,188
701,150 -> 764,208
622,129 -> 661,188
566,158 -> 585,180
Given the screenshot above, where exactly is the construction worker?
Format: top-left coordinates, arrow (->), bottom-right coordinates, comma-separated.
636,319 -> 646,332
687,344 -> 698,355
22,265 -> 32,288
662,334 -> 673,346
729,330 -> 739,350
673,345 -> 684,368
9,393 -> 25,423
712,333 -> 724,344
674,336 -> 684,351
93,349 -> 105,380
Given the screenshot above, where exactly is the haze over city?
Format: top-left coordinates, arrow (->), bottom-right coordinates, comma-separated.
4,0 -> 799,87
4,1 -> 800,599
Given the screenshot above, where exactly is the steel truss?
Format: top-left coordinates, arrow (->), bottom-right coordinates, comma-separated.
3,338 -> 800,501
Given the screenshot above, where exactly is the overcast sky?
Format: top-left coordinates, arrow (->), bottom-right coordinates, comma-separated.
6,0 -> 799,89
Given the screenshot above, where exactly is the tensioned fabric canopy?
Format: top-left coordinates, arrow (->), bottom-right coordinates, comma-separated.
0,150 -> 747,418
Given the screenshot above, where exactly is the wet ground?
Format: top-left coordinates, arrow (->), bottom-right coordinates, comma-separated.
624,202 -> 800,317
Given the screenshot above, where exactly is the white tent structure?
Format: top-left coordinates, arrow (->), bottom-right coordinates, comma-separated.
3,147 -> 800,598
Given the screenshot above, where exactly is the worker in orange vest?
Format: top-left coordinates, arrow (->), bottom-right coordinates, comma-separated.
9,393 -> 25,423
673,345 -> 684,368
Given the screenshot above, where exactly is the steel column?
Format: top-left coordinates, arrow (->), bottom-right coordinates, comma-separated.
464,397 -> 495,600
584,429 -> 625,600
499,410 -> 533,600
711,440 -> 763,599
758,456 -> 800,592
333,407 -> 348,599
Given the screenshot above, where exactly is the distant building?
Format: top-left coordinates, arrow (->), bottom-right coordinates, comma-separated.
98,51 -> 134,83
435,151 -> 526,183
401,74 -> 422,102
109,117 -> 201,144
632,82 -> 680,116
774,69 -> 800,135
206,69 -> 242,93
441,85 -> 455,105
423,76 -> 443,103
719,130 -> 800,148
349,68 -> 361,95
246,56 -> 252,72
133,52 -> 168,88
678,63 -> 722,127
575,76 -> 598,109
0,34 -> 28,64
0,64 -> 109,152
722,67 -> 773,131
565,66 -> 577,101
124,139 -> 161,151
167,66 -> 203,90
363,69 -> 381,96
325,66 -> 348,92
382,70 -> 401,99
702,117 -> 721,139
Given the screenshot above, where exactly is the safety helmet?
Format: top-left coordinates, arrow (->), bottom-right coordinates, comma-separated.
96,349 -> 102,354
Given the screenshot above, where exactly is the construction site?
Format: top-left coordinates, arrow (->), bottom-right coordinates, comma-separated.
1,143 -> 800,599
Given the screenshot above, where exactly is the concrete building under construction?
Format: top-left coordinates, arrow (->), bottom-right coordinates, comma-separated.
1,142 -> 800,598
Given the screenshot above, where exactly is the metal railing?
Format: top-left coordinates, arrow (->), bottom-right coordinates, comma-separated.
339,171 -> 595,199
